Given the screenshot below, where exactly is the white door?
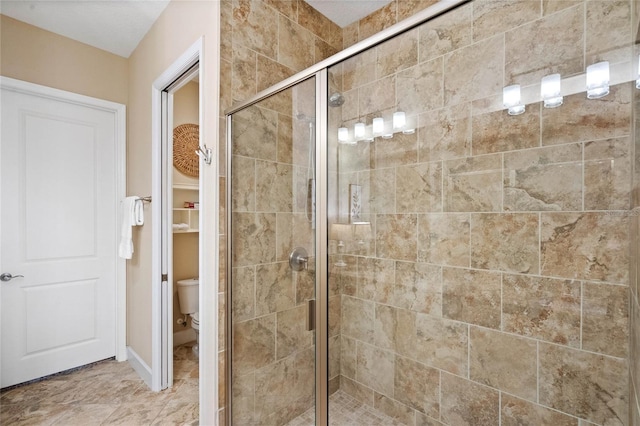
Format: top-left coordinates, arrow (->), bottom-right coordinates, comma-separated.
1,81 -> 120,387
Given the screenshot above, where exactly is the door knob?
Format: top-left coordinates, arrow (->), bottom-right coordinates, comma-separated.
0,273 -> 24,282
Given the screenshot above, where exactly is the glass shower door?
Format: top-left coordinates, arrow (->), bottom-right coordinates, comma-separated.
227,76 -> 318,425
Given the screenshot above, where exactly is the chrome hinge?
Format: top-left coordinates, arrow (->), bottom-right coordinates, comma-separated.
161,274 -> 168,282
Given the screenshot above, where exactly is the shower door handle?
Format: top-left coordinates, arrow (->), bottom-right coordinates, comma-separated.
307,299 -> 316,331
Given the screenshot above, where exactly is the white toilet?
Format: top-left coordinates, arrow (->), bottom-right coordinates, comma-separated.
177,278 -> 199,357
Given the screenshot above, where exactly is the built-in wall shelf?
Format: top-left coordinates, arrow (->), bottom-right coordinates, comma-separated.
173,185 -> 199,233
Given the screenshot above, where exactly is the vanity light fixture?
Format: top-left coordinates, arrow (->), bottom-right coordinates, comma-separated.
541,73 -> 563,108
503,84 -> 525,115
586,61 -> 610,99
393,111 -> 406,131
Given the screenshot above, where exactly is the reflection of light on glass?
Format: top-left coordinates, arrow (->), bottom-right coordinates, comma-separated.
586,61 -> 610,99
393,111 -> 406,131
372,117 -> 384,137
354,122 -> 365,140
503,84 -> 525,115
338,127 -> 349,144
541,73 -> 563,108
636,56 -> 640,89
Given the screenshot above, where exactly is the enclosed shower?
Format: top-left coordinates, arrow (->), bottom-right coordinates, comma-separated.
226,0 -> 639,424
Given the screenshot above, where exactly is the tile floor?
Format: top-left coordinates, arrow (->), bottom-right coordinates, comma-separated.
0,342 -> 199,425
286,390 -> 404,426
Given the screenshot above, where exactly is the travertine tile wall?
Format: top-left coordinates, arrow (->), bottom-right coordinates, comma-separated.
220,1 -> 341,422
630,2 -> 640,425
330,1 -> 634,425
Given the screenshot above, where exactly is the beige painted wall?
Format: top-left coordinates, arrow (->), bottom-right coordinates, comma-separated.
0,14 -> 128,104
127,0 -> 219,370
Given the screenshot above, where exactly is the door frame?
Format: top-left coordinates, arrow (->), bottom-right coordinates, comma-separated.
0,76 -> 128,363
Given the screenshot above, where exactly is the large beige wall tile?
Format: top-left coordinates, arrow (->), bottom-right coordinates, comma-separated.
418,3 -> 472,63
586,0 -> 632,64
231,105 -> 278,161
542,84 -> 631,146
444,36 -> 504,106
255,160 -> 293,212
584,137 -> 631,211
341,336 -> 356,379
442,267 -> 501,328
374,132 -> 418,168
232,314 -> 276,374
394,261 -> 442,316
232,0 -> 279,59
357,257 -> 395,304
472,102 -> 541,156
469,327 -> 537,401
417,213 -> 470,267
254,348 -> 314,423
505,4 -> 583,86
470,213 -> 539,274
340,376 -> 374,406
414,314 -> 468,376
473,0 -> 541,42
397,0 -> 439,22
231,156 -> 255,212
375,214 -> 418,261
418,103 -> 472,162
501,394 -> 579,426
539,343 -> 628,424
374,304 -> 400,351
276,213 -> 314,263
504,143 -> 582,211
356,342 -> 395,397
541,212 -> 629,283
441,373 -> 500,426
255,262 -> 295,316
231,266 -> 256,322
376,29 -> 418,79
342,295 -> 375,344
444,154 -> 502,212
277,305 -> 313,359
396,162 -> 443,213
582,282 -> 629,358
359,75 -> 397,118
397,58 -> 444,115
232,212 -> 276,267
358,1 -> 397,41
342,49 -> 377,92
373,393 -> 416,425
231,373 -> 256,424
278,15 -> 315,72
256,55 -> 296,94
394,356 -> 439,418
297,0 -> 342,51
542,0 -> 581,16
503,274 -> 581,347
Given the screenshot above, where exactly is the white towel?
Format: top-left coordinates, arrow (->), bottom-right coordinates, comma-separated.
134,198 -> 144,226
118,197 -> 143,259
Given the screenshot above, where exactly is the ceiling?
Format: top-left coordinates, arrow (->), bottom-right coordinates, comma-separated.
0,0 -> 390,58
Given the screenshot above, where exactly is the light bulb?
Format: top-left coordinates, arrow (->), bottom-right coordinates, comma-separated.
586,61 -> 609,99
354,122 -> 365,140
338,127 -> 349,143
541,73 -> 563,108
393,111 -> 406,130
372,117 -> 384,136
503,84 -> 525,115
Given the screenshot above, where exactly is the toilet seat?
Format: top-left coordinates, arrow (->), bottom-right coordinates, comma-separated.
191,312 -> 199,330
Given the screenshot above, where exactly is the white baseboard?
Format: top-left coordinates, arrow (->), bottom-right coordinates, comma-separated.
173,328 -> 196,347
127,346 -> 153,390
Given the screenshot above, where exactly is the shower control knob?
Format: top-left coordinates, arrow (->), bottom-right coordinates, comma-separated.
289,247 -> 309,271
0,273 -> 24,282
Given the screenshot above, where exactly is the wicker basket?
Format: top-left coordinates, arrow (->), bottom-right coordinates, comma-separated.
173,123 -> 200,178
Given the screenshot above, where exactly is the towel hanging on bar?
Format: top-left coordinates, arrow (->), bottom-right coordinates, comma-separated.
118,196 -> 145,259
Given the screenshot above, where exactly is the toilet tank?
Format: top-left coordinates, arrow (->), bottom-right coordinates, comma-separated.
176,278 -> 199,314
